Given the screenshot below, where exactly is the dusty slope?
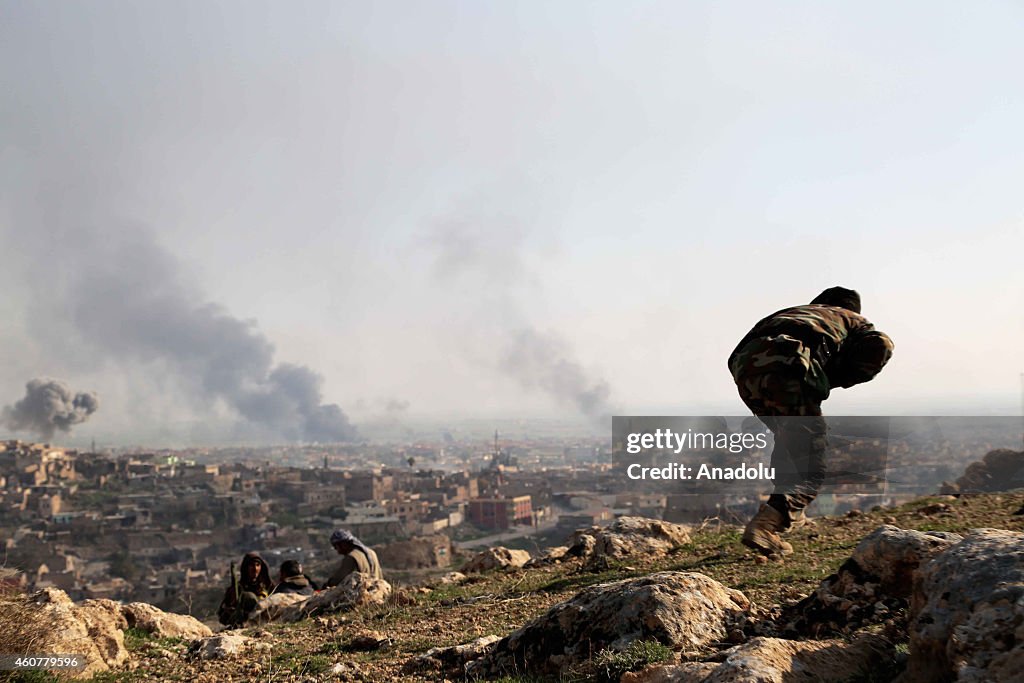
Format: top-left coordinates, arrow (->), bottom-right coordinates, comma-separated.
8,493 -> 1024,683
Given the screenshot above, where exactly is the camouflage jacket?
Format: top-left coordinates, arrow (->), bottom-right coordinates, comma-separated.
728,304 -> 892,398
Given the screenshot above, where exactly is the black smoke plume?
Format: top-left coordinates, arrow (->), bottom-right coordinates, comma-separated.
13,218 -> 357,444
2,378 -> 99,439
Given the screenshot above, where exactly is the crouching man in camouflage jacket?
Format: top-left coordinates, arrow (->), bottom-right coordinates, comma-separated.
728,287 -> 894,558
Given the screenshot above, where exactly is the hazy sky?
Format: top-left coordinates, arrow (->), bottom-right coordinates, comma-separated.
2,1 -> 1022,444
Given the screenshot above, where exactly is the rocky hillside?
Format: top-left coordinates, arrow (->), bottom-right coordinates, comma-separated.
2,493 -> 1023,682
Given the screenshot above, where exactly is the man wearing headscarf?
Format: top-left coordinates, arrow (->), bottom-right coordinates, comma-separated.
728,287 -> 894,558
217,551 -> 275,626
325,529 -> 383,588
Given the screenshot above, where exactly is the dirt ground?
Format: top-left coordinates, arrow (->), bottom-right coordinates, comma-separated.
61,492 -> 1024,682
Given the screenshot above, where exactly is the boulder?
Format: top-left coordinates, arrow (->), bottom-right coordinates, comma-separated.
69,599 -> 129,671
32,586 -> 74,606
943,449 -> 1024,494
392,588 -> 418,605
468,572 -> 749,677
246,592 -> 309,623
186,633 -> 269,660
463,546 -> 531,573
621,662 -> 717,683
436,571 -> 468,585
121,602 -> 213,639
402,635 -> 502,677
348,629 -> 392,651
850,525 -> 962,597
525,546 -> 570,567
702,635 -> 893,682
902,528 -> 1024,683
570,533 -> 596,557
330,661 -> 364,680
569,517 -> 690,568
13,591 -> 212,678
24,589 -> 128,678
623,635 -> 893,682
916,502 -> 953,516
281,572 -> 391,621
786,525 -> 961,635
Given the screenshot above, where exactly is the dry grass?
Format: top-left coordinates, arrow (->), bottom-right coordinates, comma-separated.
0,568 -> 55,660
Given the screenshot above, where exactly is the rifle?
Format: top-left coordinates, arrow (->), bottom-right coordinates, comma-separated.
230,561 -> 239,605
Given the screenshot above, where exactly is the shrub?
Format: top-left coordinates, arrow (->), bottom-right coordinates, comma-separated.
571,640 -> 674,683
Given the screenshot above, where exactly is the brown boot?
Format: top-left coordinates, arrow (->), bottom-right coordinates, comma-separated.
742,504 -> 794,557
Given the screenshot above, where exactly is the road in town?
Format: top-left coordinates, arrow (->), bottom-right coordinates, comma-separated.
454,517 -> 561,550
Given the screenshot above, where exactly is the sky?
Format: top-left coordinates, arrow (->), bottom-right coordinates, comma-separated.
1,1 -> 1022,445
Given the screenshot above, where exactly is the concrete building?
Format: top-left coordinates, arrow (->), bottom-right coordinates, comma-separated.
467,495 -> 533,530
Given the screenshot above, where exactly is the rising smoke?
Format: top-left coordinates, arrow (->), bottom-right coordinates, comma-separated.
10,217 -> 357,444
384,398 -> 411,414
426,216 -> 615,421
2,378 -> 99,439
502,329 -> 612,418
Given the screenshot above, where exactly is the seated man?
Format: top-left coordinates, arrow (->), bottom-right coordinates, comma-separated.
217,551 -> 274,626
271,559 -> 316,596
324,529 -> 382,588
